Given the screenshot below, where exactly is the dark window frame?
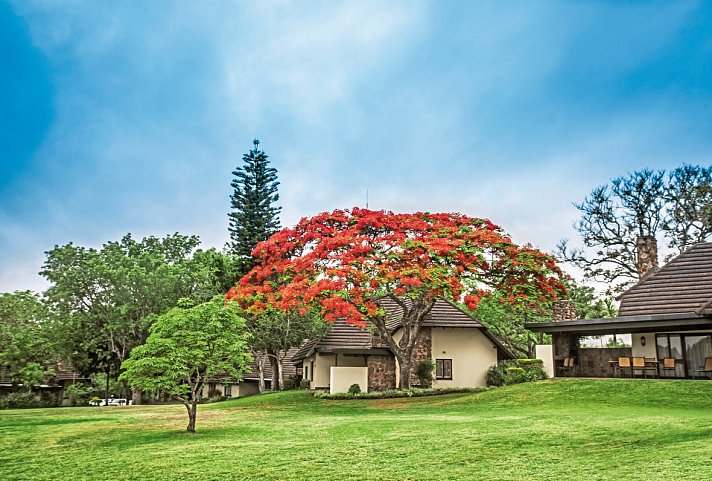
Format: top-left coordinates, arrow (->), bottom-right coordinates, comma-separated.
436,359 -> 453,380
655,333 -> 712,378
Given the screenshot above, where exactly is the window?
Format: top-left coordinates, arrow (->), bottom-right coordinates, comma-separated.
224,384 -> 232,397
436,359 -> 452,380
304,365 -> 309,381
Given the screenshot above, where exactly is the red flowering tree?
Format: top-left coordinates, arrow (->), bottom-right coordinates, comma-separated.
228,208 -> 566,389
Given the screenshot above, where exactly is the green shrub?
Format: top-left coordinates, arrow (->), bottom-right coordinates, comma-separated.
516,359 -> 544,368
414,358 -> 435,387
283,375 -> 304,390
347,383 -> 362,395
65,383 -> 94,406
314,387 -> 487,400
0,392 -> 50,409
486,360 -> 547,387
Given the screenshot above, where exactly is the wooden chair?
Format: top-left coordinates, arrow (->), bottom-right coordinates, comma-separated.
644,358 -> 658,378
660,358 -> 676,378
617,357 -> 632,378
558,357 -> 576,377
632,357 -> 647,378
691,357 -> 712,380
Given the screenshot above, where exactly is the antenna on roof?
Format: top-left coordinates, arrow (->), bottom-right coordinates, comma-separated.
366,189 -> 369,209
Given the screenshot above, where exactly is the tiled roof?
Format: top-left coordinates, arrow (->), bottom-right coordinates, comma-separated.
619,242 -> 712,317
240,347 -> 299,380
380,297 -> 484,331
292,297 -> 486,362
292,318 -> 373,362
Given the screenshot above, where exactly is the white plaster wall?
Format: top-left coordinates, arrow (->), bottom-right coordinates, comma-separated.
631,333 -> 657,359
314,353 -> 336,389
536,344 -> 554,378
330,367 -> 369,394
431,328 -> 498,388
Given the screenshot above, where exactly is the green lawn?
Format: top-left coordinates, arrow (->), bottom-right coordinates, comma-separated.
2,379 -> 712,481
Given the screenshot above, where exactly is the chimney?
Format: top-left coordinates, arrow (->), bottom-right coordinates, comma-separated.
636,236 -> 659,279
552,300 -> 577,321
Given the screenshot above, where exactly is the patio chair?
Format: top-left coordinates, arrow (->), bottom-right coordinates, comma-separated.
660,358 -> 676,379
617,357 -> 632,378
632,357 -> 651,378
643,358 -> 658,378
558,357 -> 576,377
690,357 -> 712,380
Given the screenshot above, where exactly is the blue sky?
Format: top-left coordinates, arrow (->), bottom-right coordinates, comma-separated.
2,0 -> 712,292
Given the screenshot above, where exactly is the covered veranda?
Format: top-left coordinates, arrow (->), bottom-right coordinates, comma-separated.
526,313 -> 712,379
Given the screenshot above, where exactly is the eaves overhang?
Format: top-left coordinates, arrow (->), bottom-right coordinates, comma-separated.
525,313 -> 712,335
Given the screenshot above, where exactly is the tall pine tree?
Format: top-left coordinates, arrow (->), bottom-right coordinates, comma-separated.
228,139 -> 281,276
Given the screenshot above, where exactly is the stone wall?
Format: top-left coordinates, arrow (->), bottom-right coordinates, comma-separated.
409,327 -> 432,387
369,327 -> 433,388
636,236 -> 659,278
578,347 -> 632,377
553,333 -> 580,359
367,355 -> 396,391
552,300 -> 577,321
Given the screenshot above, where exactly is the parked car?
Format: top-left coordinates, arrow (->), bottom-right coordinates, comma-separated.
89,398 -> 132,406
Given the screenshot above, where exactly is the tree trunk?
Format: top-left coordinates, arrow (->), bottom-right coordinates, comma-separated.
132,389 -> 142,405
185,402 -> 197,433
256,352 -> 266,393
277,354 -> 285,391
398,354 -> 412,390
268,350 -> 280,391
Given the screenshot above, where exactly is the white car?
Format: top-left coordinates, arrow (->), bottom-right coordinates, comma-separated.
90,398 -> 132,406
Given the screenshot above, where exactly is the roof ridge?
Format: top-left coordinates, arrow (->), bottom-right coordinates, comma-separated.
621,242 -> 710,297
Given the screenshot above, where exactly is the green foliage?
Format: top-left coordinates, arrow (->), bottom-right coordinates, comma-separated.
486,359 -> 547,387
244,307 -> 327,391
120,297 -> 251,400
282,376 -> 306,390
91,372 -> 122,398
314,387 -> 487,400
41,234 -> 237,376
0,291 -> 57,388
471,292 -> 551,358
120,297 -> 251,431
0,391 -> 50,410
228,139 -> 281,275
347,383 -> 362,395
64,383 -> 94,406
565,279 -> 618,319
414,358 -> 435,386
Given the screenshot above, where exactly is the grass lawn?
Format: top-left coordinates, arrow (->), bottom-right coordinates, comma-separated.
2,379 -> 712,481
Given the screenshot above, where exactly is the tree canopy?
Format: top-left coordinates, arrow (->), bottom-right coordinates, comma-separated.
41,233 -> 237,386
0,291 -> 56,389
120,297 -> 251,433
229,208 -> 566,388
558,164 -> 712,292
228,139 -> 281,276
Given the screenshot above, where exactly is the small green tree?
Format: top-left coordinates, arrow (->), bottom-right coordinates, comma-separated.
120,297 -> 251,433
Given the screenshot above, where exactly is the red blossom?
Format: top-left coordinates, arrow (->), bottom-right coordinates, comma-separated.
227,208 -> 566,326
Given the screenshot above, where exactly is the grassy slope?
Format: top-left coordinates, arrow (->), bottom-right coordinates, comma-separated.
2,379 -> 712,481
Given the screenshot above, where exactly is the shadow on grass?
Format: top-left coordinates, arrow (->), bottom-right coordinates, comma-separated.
0,416 -> 115,428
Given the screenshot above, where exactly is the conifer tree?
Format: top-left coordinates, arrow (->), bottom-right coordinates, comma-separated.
228,139 -> 281,276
